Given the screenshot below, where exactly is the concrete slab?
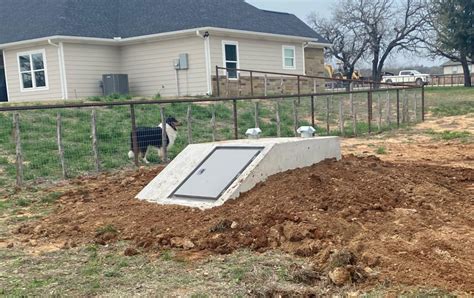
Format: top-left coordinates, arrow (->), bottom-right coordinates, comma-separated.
136,137 -> 341,209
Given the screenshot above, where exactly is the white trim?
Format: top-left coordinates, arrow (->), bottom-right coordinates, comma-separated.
16,48 -> 49,92
222,40 -> 240,80
2,51 -> 10,101
0,27 -> 331,48
204,37 -> 212,95
59,42 -> 68,99
282,45 -> 296,70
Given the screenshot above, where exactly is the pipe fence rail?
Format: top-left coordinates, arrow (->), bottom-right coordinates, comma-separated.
0,82 -> 424,187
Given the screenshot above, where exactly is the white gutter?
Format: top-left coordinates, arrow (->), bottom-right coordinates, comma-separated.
197,30 -> 213,95
48,39 -> 68,100
0,28 -> 331,49
2,50 -> 10,102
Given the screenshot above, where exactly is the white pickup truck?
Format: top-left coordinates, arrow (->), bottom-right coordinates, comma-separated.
382,70 -> 430,86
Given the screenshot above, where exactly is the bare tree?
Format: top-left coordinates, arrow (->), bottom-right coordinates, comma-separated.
308,13 -> 369,80
337,0 -> 427,82
419,0 -> 472,87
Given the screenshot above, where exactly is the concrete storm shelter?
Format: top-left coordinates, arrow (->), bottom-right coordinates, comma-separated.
137,137 -> 341,209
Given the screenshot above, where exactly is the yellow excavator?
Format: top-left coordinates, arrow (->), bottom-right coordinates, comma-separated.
324,64 -> 362,80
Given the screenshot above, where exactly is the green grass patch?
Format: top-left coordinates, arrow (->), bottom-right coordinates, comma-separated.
430,101 -> 474,117
96,224 -> 118,236
426,129 -> 471,141
375,146 -> 387,155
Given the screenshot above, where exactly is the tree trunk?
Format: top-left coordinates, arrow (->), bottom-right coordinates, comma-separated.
460,56 -> 472,87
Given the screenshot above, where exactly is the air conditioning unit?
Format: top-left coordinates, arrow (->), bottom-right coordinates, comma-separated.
102,74 -> 129,96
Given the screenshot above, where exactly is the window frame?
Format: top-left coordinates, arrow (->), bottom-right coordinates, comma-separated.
282,45 -> 296,70
17,49 -> 49,92
222,40 -> 240,80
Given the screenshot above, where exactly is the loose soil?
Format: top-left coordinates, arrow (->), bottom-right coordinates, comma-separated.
16,154 -> 474,293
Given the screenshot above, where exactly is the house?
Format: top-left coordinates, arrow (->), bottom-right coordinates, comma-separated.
441,59 -> 473,75
0,0 -> 329,103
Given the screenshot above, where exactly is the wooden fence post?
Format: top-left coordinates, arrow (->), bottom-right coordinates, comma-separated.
56,113 -> 67,179
275,100 -> 281,137
211,105 -> 217,142
187,105 -> 193,144
350,83 -> 357,136
421,84 -> 425,122
130,105 -> 139,167
377,93 -> 382,131
91,109 -> 100,172
338,96 -> 344,135
264,74 -> 268,97
233,99 -> 238,139
414,91 -> 418,122
13,113 -> 23,187
254,101 -> 259,128
367,91 -> 372,133
396,89 -> 400,128
293,99 -> 298,136
326,96 -> 330,135
160,106 -> 168,163
385,91 -> 391,125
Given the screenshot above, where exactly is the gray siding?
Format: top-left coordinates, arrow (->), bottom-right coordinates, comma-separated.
63,43 -> 121,98
4,44 -> 62,102
121,37 -> 208,97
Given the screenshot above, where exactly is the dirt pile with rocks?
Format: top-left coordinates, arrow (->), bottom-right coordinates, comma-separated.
17,155 -> 474,292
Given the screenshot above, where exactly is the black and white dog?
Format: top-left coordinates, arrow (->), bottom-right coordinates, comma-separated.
128,117 -> 180,163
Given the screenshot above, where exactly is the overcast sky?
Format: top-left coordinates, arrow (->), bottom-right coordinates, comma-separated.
246,0 -> 443,68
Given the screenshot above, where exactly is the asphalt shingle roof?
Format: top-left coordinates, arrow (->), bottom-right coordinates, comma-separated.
0,0 -> 325,45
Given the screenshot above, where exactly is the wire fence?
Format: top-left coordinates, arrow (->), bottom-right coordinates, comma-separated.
0,82 -> 423,187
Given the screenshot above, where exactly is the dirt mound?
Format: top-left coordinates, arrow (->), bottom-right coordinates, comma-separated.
17,155 -> 474,292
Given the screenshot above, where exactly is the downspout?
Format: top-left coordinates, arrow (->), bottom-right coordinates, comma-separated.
48,39 -> 68,100
197,30 -> 212,95
302,42 -> 310,76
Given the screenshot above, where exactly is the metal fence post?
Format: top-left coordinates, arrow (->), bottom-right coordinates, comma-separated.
311,95 -> 315,128
56,113 -> 67,179
233,99 -> 238,139
160,105 -> 168,163
338,96 -> 344,135
13,113 -> 23,187
130,104 -> 139,166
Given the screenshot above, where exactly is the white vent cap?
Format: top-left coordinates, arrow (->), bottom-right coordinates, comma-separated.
245,128 -> 262,139
297,126 -> 316,138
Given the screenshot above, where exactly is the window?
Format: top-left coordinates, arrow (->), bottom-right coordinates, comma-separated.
282,46 -> 296,69
17,49 -> 48,91
223,41 -> 239,79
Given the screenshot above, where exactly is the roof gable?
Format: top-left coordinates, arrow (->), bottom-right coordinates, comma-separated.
0,0 -> 326,45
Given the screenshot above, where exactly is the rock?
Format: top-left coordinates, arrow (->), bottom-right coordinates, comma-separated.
329,267 -> 351,286
7,243 -> 14,249
124,247 -> 140,256
29,239 -> 37,247
231,221 -> 239,229
170,237 -> 195,249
